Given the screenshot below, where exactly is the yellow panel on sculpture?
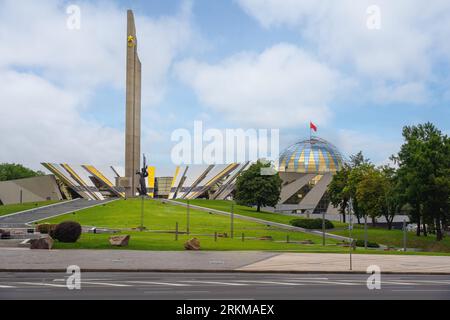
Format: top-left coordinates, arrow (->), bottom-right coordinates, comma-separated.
147,166 -> 155,198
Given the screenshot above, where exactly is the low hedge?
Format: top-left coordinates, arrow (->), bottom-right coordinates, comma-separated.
355,239 -> 380,248
290,218 -> 334,230
52,221 -> 82,243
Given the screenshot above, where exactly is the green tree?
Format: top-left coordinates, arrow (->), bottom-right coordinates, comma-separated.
0,163 -> 44,181
328,151 -> 372,224
345,162 -> 374,224
380,165 -> 402,230
328,165 -> 351,223
355,167 -> 384,226
394,122 -> 450,241
235,160 -> 282,212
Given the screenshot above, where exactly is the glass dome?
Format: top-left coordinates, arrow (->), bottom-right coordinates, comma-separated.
278,136 -> 344,173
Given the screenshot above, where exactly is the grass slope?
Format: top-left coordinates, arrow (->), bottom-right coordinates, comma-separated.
41,199 -> 349,252
177,199 -> 301,225
0,200 -> 60,217
181,199 -> 450,253
331,227 -> 450,253
40,199 -> 450,255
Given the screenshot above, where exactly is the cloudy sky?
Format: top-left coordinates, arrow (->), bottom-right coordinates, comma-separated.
1,0 -> 449,174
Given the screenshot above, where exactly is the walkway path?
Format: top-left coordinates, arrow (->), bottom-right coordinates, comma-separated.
0,198 -> 118,228
0,249 -> 449,274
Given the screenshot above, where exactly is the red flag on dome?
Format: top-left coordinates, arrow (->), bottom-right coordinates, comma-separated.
310,121 -> 317,132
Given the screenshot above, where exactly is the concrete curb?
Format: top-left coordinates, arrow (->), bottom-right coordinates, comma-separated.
0,269 -> 449,275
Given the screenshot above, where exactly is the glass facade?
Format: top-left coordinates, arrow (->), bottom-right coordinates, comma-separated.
154,177 -> 173,198
279,137 -> 344,174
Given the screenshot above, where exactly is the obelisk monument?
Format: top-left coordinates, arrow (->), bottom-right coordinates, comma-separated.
124,10 -> 141,198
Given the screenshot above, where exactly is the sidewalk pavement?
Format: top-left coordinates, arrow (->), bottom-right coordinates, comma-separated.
1,248 -> 450,274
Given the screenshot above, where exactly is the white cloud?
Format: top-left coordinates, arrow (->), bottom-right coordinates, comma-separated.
0,70 -> 123,168
176,43 -> 339,128
0,0 -> 194,169
335,129 -> 401,166
374,82 -> 428,105
0,0 -> 193,107
237,0 -> 450,104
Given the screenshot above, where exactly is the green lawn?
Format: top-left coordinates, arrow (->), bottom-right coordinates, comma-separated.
176,199 -> 303,225
51,232 -> 450,255
176,199 -> 450,254
176,199 -> 348,227
40,198 -> 350,252
0,200 -> 60,217
53,232 -> 351,252
38,199 -> 450,255
331,227 -> 450,253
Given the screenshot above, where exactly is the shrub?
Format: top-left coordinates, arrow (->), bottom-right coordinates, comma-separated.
0,230 -> 11,239
36,223 -> 58,234
52,221 -> 82,243
290,218 -> 334,230
355,239 -> 380,248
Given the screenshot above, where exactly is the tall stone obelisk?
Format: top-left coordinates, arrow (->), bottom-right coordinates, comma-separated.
124,10 -> 141,198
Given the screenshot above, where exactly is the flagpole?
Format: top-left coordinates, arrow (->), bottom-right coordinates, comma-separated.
309,121 -> 312,142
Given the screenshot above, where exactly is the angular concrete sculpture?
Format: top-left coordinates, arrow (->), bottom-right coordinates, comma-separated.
30,237 -> 54,250
184,238 -> 201,251
109,235 -> 130,247
124,10 -> 142,198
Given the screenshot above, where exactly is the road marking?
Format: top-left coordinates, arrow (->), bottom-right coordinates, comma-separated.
53,278 -> 114,282
397,280 -> 450,284
392,289 -> 450,292
181,281 -> 248,286
381,281 -> 417,286
127,281 -> 191,287
290,280 -> 359,286
18,282 -> 67,288
0,284 -> 16,288
53,278 -> 131,287
335,279 -> 418,286
235,280 -> 304,286
81,281 -> 131,287
291,277 -> 329,280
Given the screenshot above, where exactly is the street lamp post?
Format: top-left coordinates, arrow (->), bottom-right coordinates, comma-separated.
364,215 -> 368,250
187,200 -> 190,235
348,199 -> 354,271
140,194 -> 144,231
403,219 -> 407,252
231,203 -> 234,239
322,210 -> 326,246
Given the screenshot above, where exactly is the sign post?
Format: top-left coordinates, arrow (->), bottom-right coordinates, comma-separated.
348,199 -> 354,271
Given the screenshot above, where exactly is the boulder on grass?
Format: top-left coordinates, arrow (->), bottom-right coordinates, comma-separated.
109,235 -> 130,247
30,237 -> 54,250
184,238 -> 201,251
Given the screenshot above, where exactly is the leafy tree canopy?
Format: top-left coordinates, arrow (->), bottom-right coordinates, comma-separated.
235,160 -> 282,212
0,163 -> 44,182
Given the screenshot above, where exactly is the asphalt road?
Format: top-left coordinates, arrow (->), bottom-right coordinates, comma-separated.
0,272 -> 449,300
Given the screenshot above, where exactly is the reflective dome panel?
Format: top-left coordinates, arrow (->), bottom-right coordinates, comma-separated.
279,137 -> 344,173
